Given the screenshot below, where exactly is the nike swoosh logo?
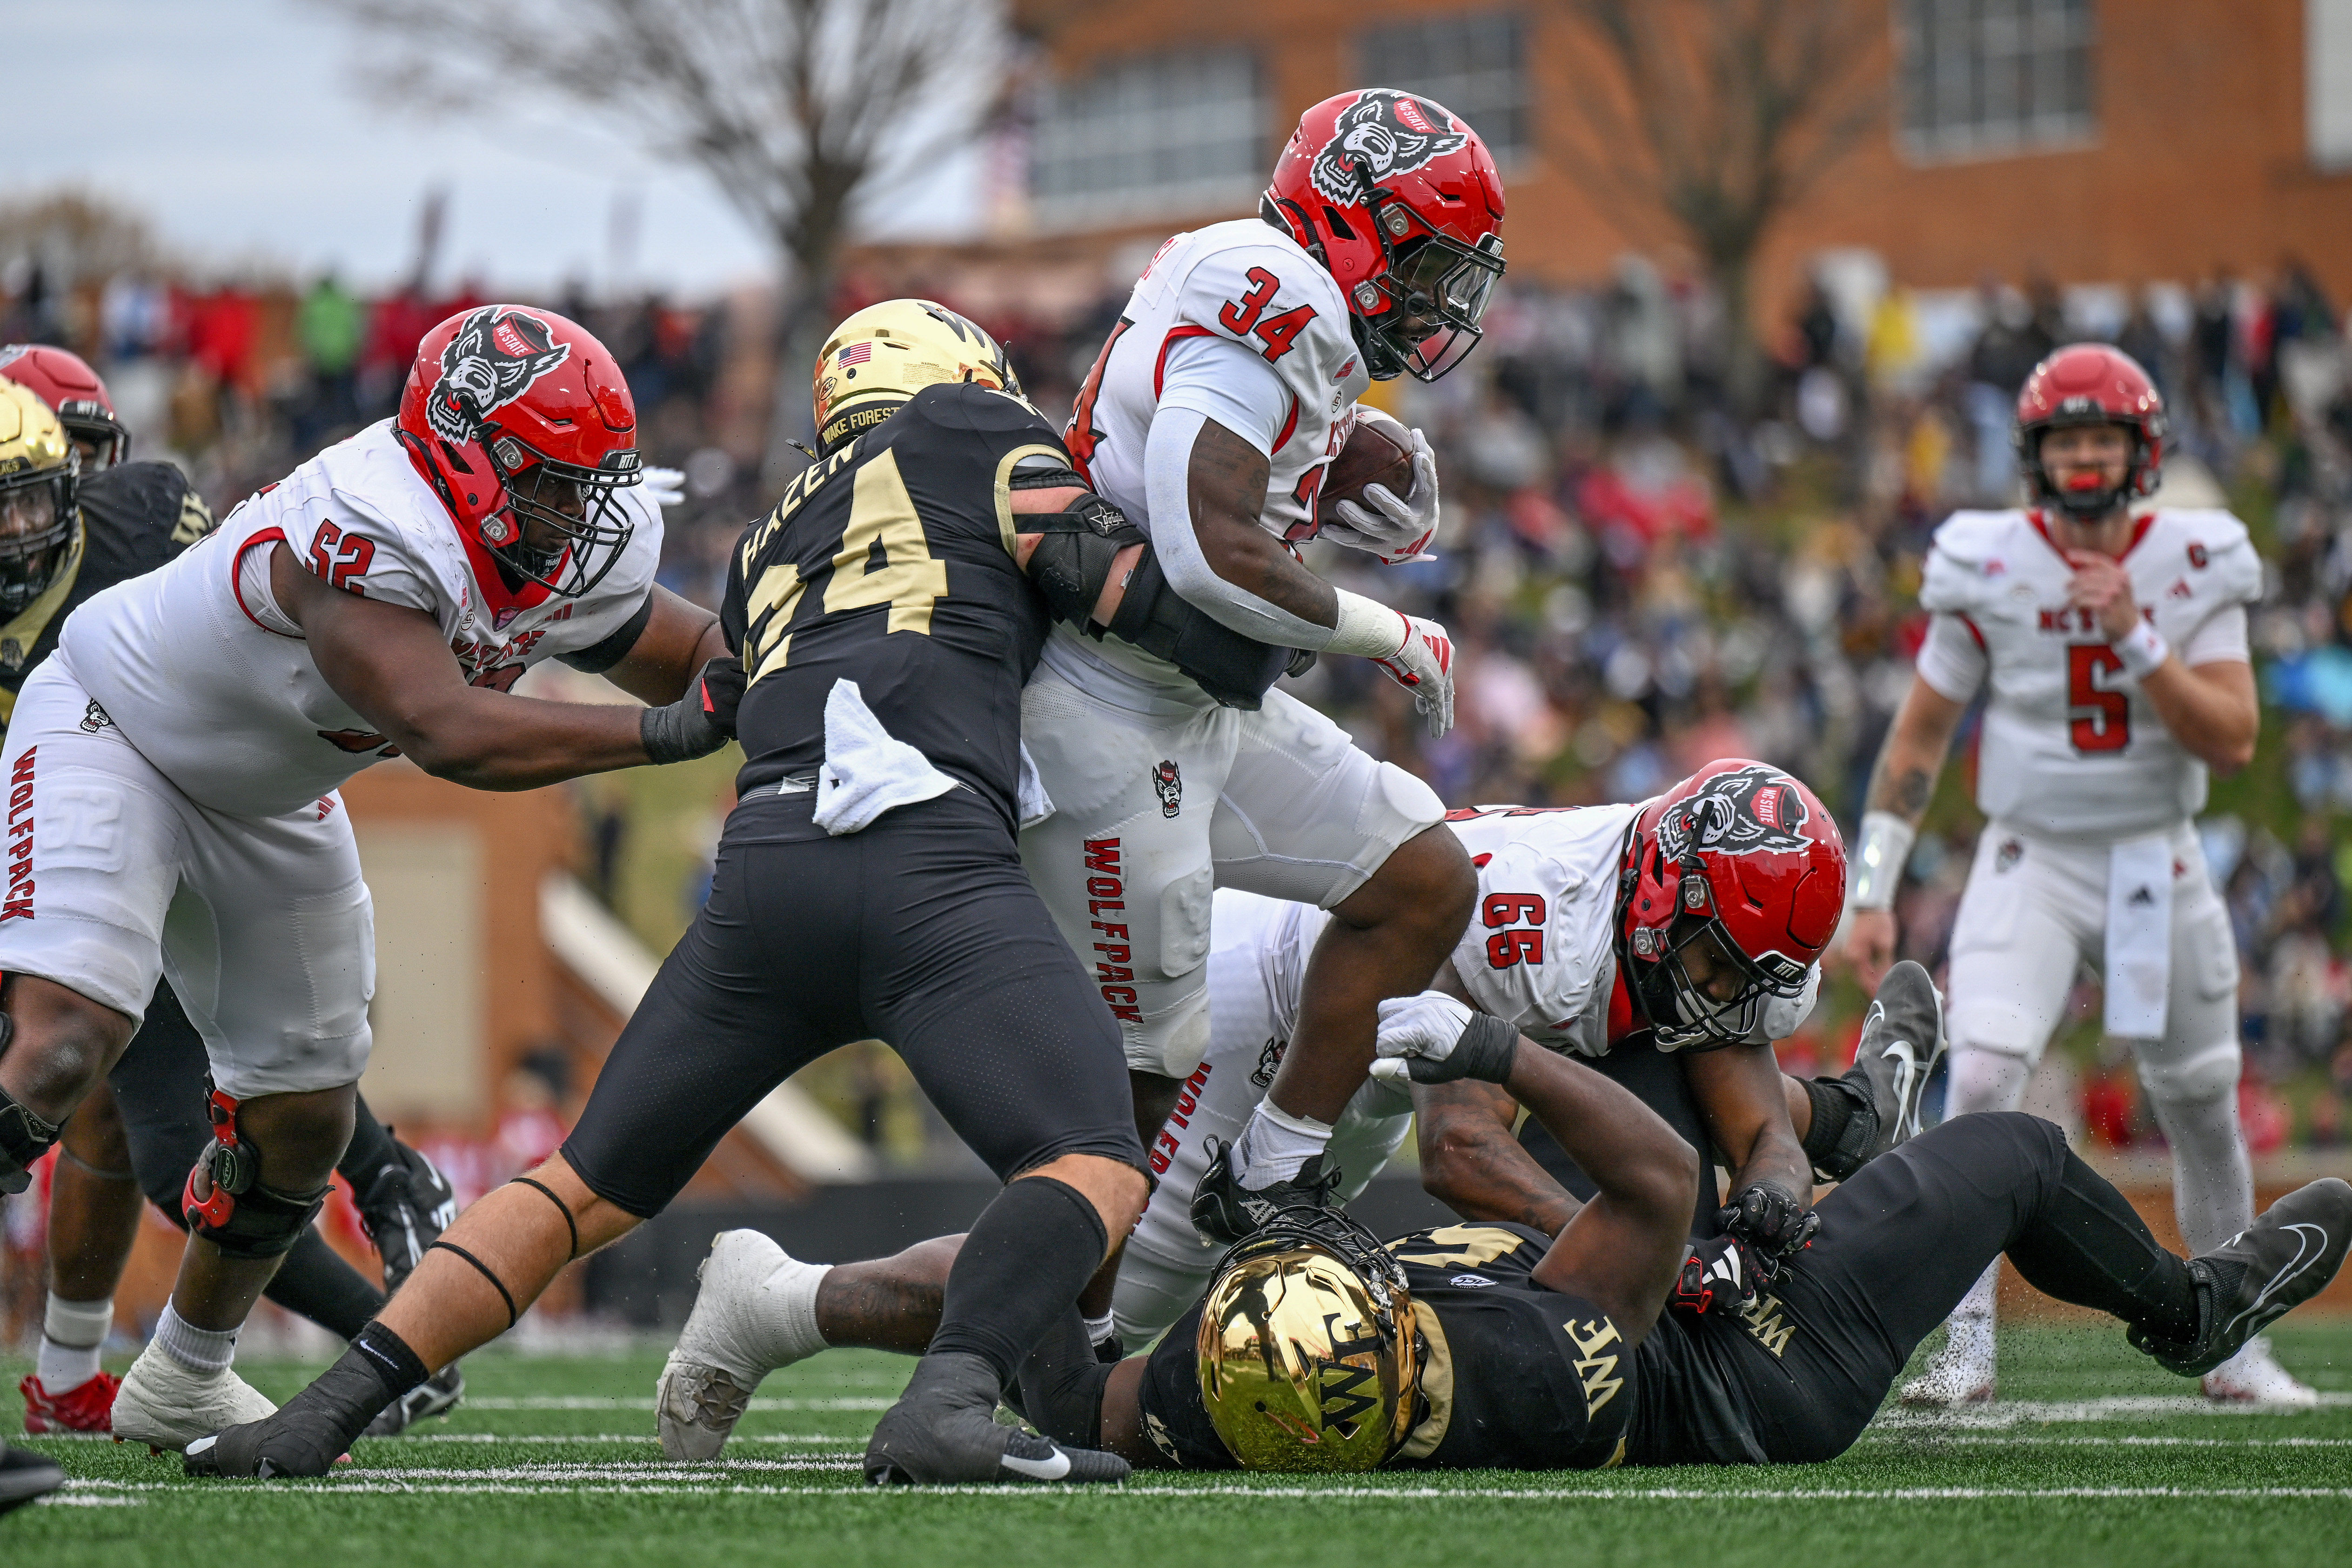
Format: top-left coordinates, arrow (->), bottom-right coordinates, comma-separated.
2227,1223 -> 2332,1337
999,1446 -> 1073,1481
1883,1044 -> 1919,1139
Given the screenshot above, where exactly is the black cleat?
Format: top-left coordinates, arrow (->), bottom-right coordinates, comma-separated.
1189,1136 -> 1343,1246
0,1441 -> 66,1515
360,1362 -> 465,1438
352,1140 -> 458,1298
864,1352 -> 1127,1486
2130,1178 -> 2352,1377
1813,961 -> 1946,1182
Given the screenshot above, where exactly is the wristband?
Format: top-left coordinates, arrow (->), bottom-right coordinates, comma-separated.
1324,589 -> 1410,659
1849,810 -> 1916,911
2115,618 -> 2169,680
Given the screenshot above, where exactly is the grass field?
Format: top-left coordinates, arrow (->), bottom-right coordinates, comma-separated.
7,1322 -> 2350,1568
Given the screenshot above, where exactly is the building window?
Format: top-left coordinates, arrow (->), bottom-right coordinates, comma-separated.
2312,0 -> 2352,170
1895,0 -> 2097,162
1029,49 -> 1266,228
1356,11 -> 1528,159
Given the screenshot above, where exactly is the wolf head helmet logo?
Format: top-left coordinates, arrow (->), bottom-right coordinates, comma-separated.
1308,90 -> 1471,208
425,308 -> 572,446
1654,763 -> 1813,864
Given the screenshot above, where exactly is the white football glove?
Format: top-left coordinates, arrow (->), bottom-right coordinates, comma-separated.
642,467 -> 687,509
1322,428 -> 1440,564
1368,991 -> 1520,1084
1369,612 -> 1455,738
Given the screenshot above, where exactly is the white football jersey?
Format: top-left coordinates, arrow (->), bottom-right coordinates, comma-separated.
1066,218 -> 1371,543
1917,507 -> 2262,841
62,419 -> 661,818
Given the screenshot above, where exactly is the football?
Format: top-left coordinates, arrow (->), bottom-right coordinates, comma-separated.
1317,406 -> 1417,528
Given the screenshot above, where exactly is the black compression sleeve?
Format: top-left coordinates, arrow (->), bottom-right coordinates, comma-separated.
1013,1307 -> 1114,1447
559,590 -> 657,673
927,1175 -> 1109,1387
2005,1146 -> 2199,1340
335,1095 -> 401,1187
1800,1077 -> 1869,1179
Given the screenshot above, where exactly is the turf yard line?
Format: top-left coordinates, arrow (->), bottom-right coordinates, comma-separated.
381,1432 -> 857,1445
32,1494 -> 143,1508
1867,1392 -> 2352,1428
459,1396 -> 891,1411
1856,1434 -> 2352,1447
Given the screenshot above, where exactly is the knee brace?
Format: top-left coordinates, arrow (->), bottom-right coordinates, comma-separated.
0,1083 -> 60,1196
181,1082 -> 329,1260
2137,1039 -> 2242,1108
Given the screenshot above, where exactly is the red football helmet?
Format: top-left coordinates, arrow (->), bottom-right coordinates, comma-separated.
0,344 -> 128,467
396,305 -> 641,599
1262,88 -> 1507,382
1617,761 -> 1846,1049
2014,343 -> 2166,523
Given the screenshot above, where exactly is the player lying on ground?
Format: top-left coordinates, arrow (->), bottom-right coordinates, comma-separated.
0,306 -> 741,1453
181,299 -> 1334,1486
662,1003 -> 2352,1473
1843,344 -> 2297,1406
1022,87 -> 1519,1246
0,350 -> 459,1441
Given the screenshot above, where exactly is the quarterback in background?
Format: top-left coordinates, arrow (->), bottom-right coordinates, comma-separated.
1844,344 -> 2301,1405
1025,87 -> 1506,1235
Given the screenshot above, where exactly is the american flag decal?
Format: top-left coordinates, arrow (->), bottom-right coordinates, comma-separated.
837,343 -> 872,367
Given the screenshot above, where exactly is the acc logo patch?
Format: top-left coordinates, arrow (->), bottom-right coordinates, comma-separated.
1309,89 -> 1471,207
1655,763 -> 1811,860
427,307 -> 572,445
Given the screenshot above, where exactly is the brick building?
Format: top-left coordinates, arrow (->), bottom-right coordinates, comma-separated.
947,0 -> 2352,320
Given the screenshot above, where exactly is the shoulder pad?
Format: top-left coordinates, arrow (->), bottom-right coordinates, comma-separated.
1919,510 -> 2024,614
2157,509 -> 2264,606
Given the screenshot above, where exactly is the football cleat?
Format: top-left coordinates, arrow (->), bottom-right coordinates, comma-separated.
361,1362 -> 465,1438
657,1229 -> 830,1461
2199,1337 -> 2320,1407
1897,1316 -> 1997,1408
2131,1179 -> 2352,1377
1189,1137 -> 1343,1247
20,1369 -> 121,1434
111,1343 -> 276,1454
351,1139 -> 458,1298
864,1351 -> 1127,1486
0,1440 -> 66,1515
1850,961 -> 1946,1156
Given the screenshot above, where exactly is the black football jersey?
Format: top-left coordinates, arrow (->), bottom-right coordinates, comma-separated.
720,383 -> 1069,827
0,459 -> 213,730
1135,1220 -> 1774,1471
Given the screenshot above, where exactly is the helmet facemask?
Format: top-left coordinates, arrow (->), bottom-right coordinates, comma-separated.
1628,902 -> 1809,1050
2022,416 -> 2152,525
0,450 -> 78,619
1345,170 -> 1505,383
479,430 -> 640,599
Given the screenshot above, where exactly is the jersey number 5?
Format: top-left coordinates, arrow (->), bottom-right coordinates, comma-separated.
1218,268 -> 1317,363
2067,643 -> 2131,752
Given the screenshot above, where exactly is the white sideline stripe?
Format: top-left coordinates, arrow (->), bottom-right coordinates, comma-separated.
1870,1393 -> 2352,1430
460,1396 -> 892,1411
34,1494 -> 142,1508
59,1478 -> 2352,1502
390,1433 -> 856,1446
1860,1434 -> 2352,1447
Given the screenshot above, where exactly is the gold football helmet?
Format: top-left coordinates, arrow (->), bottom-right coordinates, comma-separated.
0,378 -> 80,617
811,298 -> 1022,456
1196,1211 -> 1420,1472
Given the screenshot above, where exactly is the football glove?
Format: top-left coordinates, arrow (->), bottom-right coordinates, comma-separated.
1369,613 -> 1455,738
1718,1182 -> 1820,1264
642,467 -> 687,509
1323,428 -> 1440,564
1369,992 -> 1518,1085
642,655 -> 746,765
1669,1233 -> 1764,1316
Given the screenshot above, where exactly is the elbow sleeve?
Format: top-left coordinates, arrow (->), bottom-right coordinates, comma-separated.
1144,406 -> 1334,650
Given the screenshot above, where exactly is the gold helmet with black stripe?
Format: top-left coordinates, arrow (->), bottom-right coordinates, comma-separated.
811,298 -> 1022,456
1196,1209 -> 1421,1472
0,379 -> 80,617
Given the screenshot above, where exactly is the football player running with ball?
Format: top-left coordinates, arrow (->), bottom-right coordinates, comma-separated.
1843,345 -> 2306,1406
187,301 -> 1187,1486
1026,88 -> 1508,1242
0,306 -> 741,1454
0,348 -> 461,1445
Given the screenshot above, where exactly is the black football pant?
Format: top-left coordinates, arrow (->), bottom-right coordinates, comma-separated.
562,788 -> 1143,1218
1713,1111 -> 2196,1462
102,982 -> 389,1339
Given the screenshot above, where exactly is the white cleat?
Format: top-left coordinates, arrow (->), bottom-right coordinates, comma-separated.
656,1229 -> 829,1461
109,1343 -> 277,1454
2200,1336 -> 2321,1407
1898,1328 -> 1997,1408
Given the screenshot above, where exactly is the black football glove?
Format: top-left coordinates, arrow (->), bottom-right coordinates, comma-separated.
1717,1182 -> 1820,1269
1669,1233 -> 1765,1316
641,655 -> 746,765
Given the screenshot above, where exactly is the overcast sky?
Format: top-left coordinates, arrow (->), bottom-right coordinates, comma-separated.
14,0 -> 984,298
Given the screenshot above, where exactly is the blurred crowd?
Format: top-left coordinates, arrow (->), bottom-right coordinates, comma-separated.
7,241 -> 2352,1158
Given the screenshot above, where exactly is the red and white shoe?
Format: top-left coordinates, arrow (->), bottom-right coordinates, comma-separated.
19,1370 -> 121,1434
2200,1338 -> 2320,1407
